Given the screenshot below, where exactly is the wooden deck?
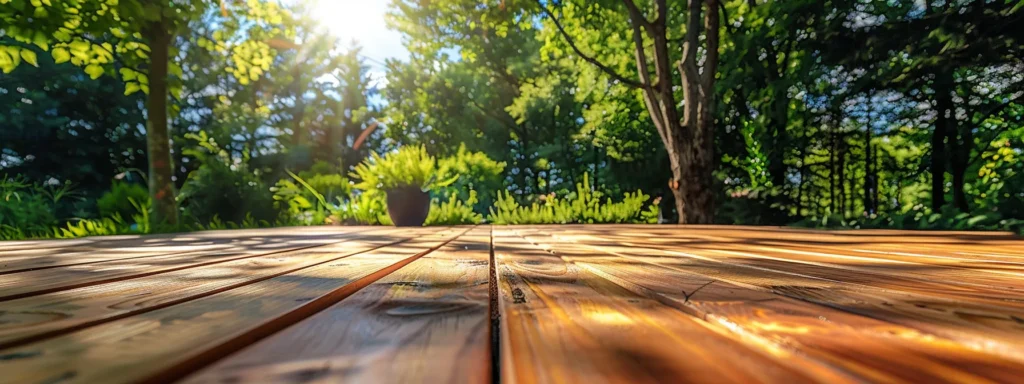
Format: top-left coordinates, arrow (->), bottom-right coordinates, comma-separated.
1,225 -> 1023,383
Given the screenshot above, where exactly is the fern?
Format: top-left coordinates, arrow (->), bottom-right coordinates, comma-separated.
426,190 -> 484,225
488,174 -> 659,225
350,145 -> 458,192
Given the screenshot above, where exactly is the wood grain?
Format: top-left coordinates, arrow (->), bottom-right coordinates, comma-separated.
2,224 -> 1023,383
0,227 -> 392,301
517,229 -> 1024,383
0,228 -> 444,349
539,227 -> 1024,363
0,227 -> 466,384
182,228 -> 492,384
494,229 -> 852,384
0,226 -> 377,275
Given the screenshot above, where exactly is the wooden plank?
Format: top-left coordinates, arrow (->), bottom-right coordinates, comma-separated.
0,227 -> 468,384
615,238 -> 1024,301
182,228 -> 492,384
517,229 -> 1024,383
596,236 -> 1024,309
494,229 -> 852,384
0,226 -> 377,274
539,228 -> 1024,363
0,227 -> 447,349
0,227 -> 393,301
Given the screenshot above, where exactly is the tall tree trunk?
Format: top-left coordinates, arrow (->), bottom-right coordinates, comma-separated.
767,88 -> 789,188
864,92 -> 875,215
838,147 -> 846,218
829,120 -> 837,212
668,0 -> 718,224
949,107 -> 972,212
143,18 -> 178,227
931,75 -> 955,212
540,0 -> 719,223
872,145 -> 880,212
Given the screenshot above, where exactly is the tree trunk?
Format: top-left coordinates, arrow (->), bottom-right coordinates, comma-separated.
864,93 -> 875,215
949,105 -> 972,212
931,76 -> 954,212
143,18 -> 178,227
838,148 -> 846,218
829,119 -> 837,212
541,0 -> 719,223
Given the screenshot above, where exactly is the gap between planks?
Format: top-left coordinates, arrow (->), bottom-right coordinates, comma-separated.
0,227 -> 472,384
0,227 -> 450,350
0,228 -> 395,301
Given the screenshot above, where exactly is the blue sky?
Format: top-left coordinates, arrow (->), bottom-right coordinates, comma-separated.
308,1 -> 410,73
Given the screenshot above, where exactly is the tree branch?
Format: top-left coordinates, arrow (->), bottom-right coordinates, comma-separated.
623,1 -> 657,92
621,0 -> 656,36
701,0 -> 720,96
535,0 -> 644,89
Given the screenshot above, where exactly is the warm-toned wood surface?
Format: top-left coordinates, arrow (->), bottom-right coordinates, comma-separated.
1,225 -> 1023,384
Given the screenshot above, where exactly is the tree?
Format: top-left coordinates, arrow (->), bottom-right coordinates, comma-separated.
1,0 -> 290,226
532,0 -> 721,223
817,0 -> 1024,212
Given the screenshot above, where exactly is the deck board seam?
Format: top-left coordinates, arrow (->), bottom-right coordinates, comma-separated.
537,230 -> 1024,364
507,230 -> 918,381
0,229 -> 396,302
0,232 -> 430,350
0,227 -> 384,276
137,227 -> 474,384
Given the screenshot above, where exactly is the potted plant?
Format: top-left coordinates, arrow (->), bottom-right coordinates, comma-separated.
351,146 -> 458,226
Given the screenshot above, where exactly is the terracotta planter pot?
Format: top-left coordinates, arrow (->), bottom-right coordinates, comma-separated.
386,186 -> 430,227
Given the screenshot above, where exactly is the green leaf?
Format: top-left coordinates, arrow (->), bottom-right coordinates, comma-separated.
119,67 -> 138,81
52,47 -> 70,63
84,64 -> 104,79
32,32 -> 49,50
20,49 -> 38,67
124,82 -> 142,95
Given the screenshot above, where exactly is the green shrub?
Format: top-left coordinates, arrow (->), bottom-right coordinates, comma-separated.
272,170 -> 334,225
0,175 -> 58,235
488,174 -> 659,224
435,144 -> 506,213
179,132 -> 280,224
791,205 -> 1024,234
426,190 -> 484,225
54,216 -> 134,238
97,182 -> 150,222
333,191 -> 393,225
297,161 -> 352,203
351,145 -> 458,191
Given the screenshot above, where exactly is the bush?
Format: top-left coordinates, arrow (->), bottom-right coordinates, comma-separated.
333,191 -> 393,225
351,145 -> 457,191
435,144 -> 506,213
54,216 -> 134,238
488,174 -> 659,224
791,205 -> 1024,234
426,190 -> 484,225
179,132 -> 280,224
1,175 -> 58,235
297,161 -> 352,203
97,182 -> 150,222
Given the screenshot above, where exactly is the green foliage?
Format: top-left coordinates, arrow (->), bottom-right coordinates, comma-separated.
426,190 -> 483,225
794,206 -> 1024,235
272,170 -> 332,226
434,144 -> 506,212
488,174 -> 658,225
178,132 -> 280,224
333,191 -> 392,226
54,216 -> 134,239
97,182 -> 150,222
351,145 -> 458,192
0,176 -> 57,235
